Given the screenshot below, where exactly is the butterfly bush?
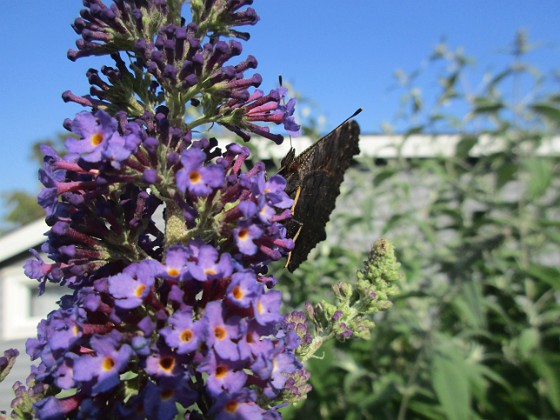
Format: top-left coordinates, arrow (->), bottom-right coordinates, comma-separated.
2,1 -> 400,418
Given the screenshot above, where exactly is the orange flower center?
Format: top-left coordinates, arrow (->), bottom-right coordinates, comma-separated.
189,170 -> 202,183
91,132 -> 104,146
102,357 -> 115,371
214,326 -> 226,340
225,401 -> 239,413
238,228 -> 249,240
134,284 -> 146,297
232,285 -> 243,300
203,267 -> 216,276
216,365 -> 227,378
180,329 -> 193,343
160,356 -> 175,372
167,267 -> 180,277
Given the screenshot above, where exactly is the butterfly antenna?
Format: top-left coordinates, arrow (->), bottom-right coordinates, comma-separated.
342,107 -> 362,125
326,108 -> 362,134
349,107 -> 363,119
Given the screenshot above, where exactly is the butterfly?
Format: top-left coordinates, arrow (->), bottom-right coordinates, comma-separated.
278,110 -> 361,272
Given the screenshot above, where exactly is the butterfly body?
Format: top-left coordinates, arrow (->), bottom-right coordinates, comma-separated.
279,119 -> 361,271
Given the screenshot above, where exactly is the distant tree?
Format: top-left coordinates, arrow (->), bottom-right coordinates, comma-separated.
0,133 -> 67,234
1,191 -> 44,231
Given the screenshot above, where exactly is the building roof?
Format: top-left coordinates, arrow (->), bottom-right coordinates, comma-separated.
0,219 -> 47,264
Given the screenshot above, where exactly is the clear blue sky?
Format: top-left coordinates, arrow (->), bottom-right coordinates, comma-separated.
0,1 -> 559,206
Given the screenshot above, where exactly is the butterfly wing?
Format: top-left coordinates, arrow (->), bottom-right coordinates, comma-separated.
281,119 -> 360,272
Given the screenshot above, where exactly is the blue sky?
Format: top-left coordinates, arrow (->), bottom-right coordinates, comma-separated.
0,1 -> 559,206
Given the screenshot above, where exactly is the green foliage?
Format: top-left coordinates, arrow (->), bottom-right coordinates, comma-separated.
281,31 -> 560,419
0,190 -> 43,234
0,133 -> 68,233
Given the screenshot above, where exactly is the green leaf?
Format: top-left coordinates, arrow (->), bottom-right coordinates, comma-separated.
404,125 -> 424,136
517,328 -> 540,359
472,96 -> 504,114
487,68 -> 514,88
407,400 -> 445,420
528,351 -> 560,411
523,158 -> 553,201
373,168 -> 398,186
431,349 -> 471,420
495,162 -> 518,190
531,102 -> 560,124
524,264 -> 560,289
455,136 -> 478,158
452,281 -> 485,329
383,213 -> 409,234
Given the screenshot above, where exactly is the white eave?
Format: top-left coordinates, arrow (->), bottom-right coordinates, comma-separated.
0,219 -> 48,263
237,133 -> 560,159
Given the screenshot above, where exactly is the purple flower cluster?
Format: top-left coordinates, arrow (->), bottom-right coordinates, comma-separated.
15,1 -> 309,418
64,0 -> 298,142
21,104 -> 300,417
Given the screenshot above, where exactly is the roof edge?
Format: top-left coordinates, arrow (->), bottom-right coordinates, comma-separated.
0,219 -> 47,263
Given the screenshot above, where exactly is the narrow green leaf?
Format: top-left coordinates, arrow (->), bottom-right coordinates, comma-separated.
524,264 -> 560,289
373,168 -> 398,186
472,96 -> 504,114
431,350 -> 471,420
531,102 -> 560,124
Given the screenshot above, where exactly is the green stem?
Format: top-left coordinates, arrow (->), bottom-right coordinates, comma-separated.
164,199 -> 188,248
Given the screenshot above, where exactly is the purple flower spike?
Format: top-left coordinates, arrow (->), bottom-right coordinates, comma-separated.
226,271 -> 259,308
176,148 -> 225,196
264,175 -> 294,209
46,309 -> 83,351
279,97 -> 300,135
234,222 -> 263,256
102,131 -> 139,169
209,389 -> 266,420
108,261 -> 159,309
161,309 -> 206,354
143,379 -> 198,420
204,301 -> 243,360
190,244 -> 233,282
73,332 -> 133,394
199,350 -> 247,398
243,320 -> 274,358
160,245 -> 191,281
253,290 -> 282,326
21,0 -> 311,416
145,350 -> 182,378
65,110 -> 118,163
257,201 -> 276,223
268,351 -> 299,392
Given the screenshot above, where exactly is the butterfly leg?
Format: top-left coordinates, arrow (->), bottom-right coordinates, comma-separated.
290,185 -> 302,214
284,220 -> 303,270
